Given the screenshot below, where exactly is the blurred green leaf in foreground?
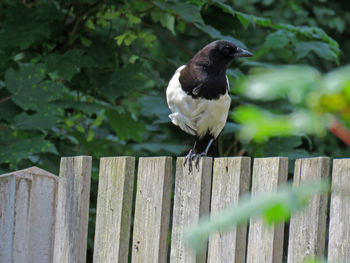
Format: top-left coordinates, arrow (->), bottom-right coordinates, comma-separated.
232,65 -> 350,143
184,180 -> 329,253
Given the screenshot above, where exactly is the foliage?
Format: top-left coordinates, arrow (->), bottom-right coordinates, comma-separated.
184,180 -> 329,252
0,0 -> 347,175
1,0 -> 350,261
233,65 -> 350,142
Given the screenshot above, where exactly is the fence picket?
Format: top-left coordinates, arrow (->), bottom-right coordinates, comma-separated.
53,156 -> 92,263
207,157 -> 251,263
0,167 -> 58,263
93,157 -> 135,263
287,157 -> 330,263
170,157 -> 213,263
131,157 -> 173,263
246,157 -> 288,263
328,159 -> 350,262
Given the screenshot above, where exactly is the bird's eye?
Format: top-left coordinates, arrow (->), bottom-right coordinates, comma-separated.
222,47 -> 231,56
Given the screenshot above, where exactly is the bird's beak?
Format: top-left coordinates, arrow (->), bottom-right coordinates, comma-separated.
233,47 -> 253,58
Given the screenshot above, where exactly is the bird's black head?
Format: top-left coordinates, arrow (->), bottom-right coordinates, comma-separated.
214,40 -> 253,59
191,40 -> 253,72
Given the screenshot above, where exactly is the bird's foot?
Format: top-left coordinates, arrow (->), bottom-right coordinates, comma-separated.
184,149 -> 196,173
184,151 -> 207,172
193,152 -> 207,170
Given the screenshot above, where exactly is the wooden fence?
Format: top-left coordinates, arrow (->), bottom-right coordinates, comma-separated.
0,156 -> 349,263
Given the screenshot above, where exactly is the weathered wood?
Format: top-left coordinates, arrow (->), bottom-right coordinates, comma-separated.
246,157 -> 288,263
328,159 -> 350,262
53,156 -> 92,263
170,157 -> 213,263
0,167 -> 58,263
93,157 -> 135,263
131,157 -> 173,263
207,157 -> 251,263
287,157 -> 330,263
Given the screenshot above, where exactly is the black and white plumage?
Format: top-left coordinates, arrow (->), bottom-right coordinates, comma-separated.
166,40 -> 253,171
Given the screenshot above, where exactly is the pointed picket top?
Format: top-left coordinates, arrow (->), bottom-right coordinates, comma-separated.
0,166 -> 57,179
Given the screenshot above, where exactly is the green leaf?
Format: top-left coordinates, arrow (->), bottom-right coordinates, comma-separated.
80,37 -> 92,47
0,99 -> 21,122
195,24 -> 246,48
5,63 -> 65,112
0,4 -> 58,49
53,100 -> 108,115
99,64 -> 144,102
139,96 -> 170,123
105,109 -> 146,142
76,124 -> 85,133
45,49 -> 96,81
65,118 -> 74,127
87,129 -> 94,142
295,41 -> 339,62
232,106 -> 325,141
263,203 -> 290,224
13,112 -> 57,130
275,24 -> 339,50
264,30 -> 295,49
0,135 -> 58,164
154,1 -> 204,24
151,12 -> 175,35
238,66 -> 320,104
323,65 -> 350,93
233,105 -> 293,141
92,114 -> 104,127
235,12 -> 251,28
137,31 -> 157,43
235,12 -> 272,28
126,12 -> 141,24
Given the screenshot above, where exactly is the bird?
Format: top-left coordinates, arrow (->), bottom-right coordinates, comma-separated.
166,40 -> 253,171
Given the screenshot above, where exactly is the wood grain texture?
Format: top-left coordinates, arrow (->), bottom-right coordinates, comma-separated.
287,157 -> 330,263
246,157 -> 288,263
131,157 -> 173,263
328,159 -> 350,262
170,157 -> 213,263
53,156 -> 92,263
207,157 -> 251,263
93,157 -> 135,263
0,167 -> 58,263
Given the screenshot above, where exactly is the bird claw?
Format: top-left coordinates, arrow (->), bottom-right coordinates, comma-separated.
184,149 -> 195,173
184,151 -> 207,173
193,152 -> 206,170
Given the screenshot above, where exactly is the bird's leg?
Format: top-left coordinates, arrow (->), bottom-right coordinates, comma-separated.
193,138 -> 214,169
184,140 -> 197,173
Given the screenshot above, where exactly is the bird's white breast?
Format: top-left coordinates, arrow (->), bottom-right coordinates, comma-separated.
166,65 -> 231,138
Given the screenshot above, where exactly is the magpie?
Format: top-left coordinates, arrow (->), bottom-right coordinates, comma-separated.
166,40 -> 253,171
